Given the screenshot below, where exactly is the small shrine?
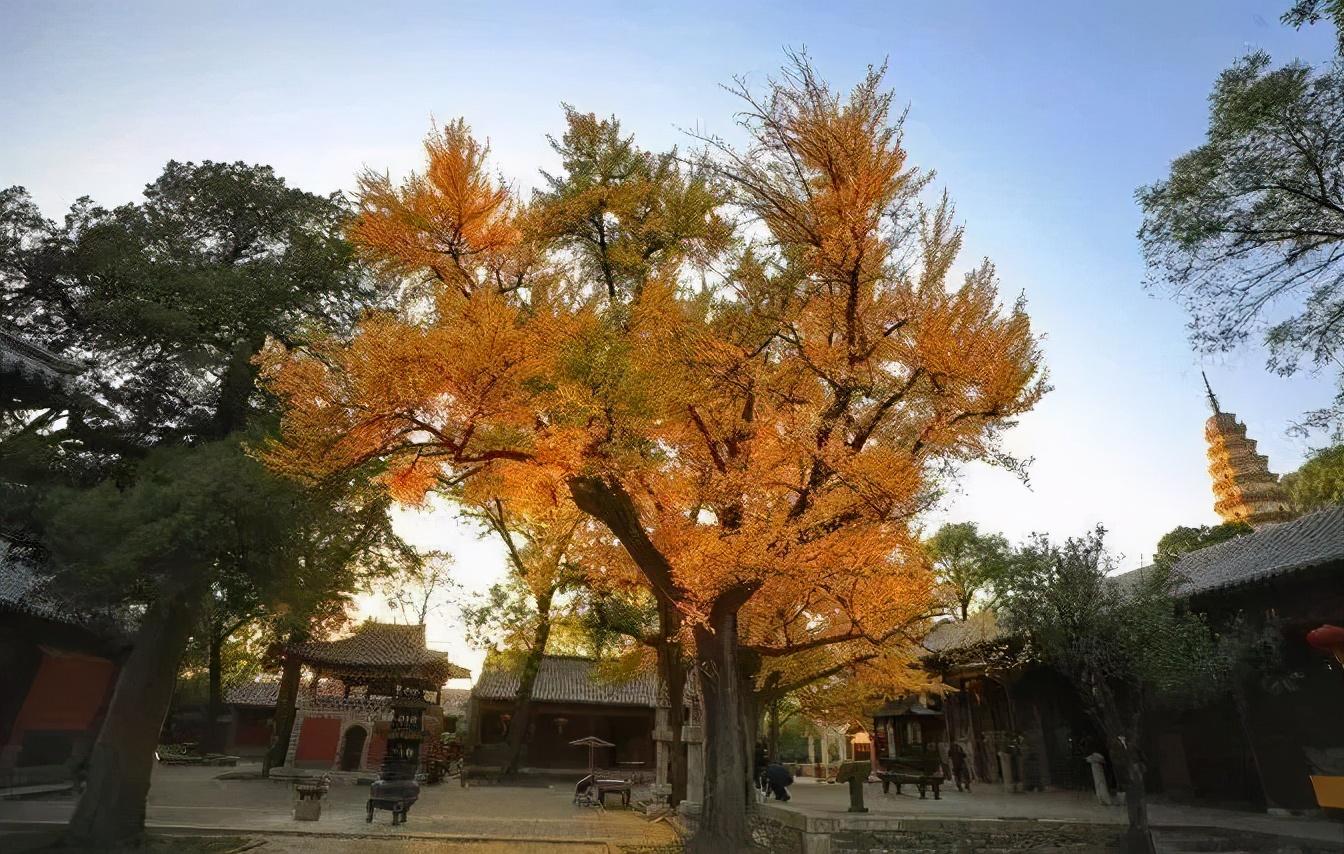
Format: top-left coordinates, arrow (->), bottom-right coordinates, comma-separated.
270,622 -> 468,823
1202,374 -> 1293,528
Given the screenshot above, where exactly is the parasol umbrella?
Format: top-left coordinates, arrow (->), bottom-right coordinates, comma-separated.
569,735 -> 615,778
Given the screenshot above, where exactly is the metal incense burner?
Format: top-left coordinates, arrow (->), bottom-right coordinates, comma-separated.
367,686 -> 428,824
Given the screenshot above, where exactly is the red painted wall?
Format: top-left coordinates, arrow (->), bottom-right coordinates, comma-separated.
366,732 -> 386,769
232,709 -> 271,748
294,716 -> 340,762
9,650 -> 115,744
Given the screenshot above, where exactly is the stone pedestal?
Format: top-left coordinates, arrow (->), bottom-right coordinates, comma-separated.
998,751 -> 1020,793
1085,752 -> 1113,806
651,705 -> 675,805
680,724 -> 705,814
836,761 -> 869,813
293,799 -> 322,821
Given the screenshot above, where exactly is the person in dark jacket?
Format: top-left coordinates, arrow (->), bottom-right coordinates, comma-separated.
764,761 -> 794,801
947,742 -> 971,792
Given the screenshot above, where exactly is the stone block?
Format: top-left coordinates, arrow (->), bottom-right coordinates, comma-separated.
293,799 -> 322,821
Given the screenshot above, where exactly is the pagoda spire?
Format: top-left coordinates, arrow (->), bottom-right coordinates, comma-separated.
1201,378 -> 1292,528
1201,371 -> 1220,415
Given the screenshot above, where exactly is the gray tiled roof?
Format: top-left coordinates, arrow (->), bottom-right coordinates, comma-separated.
0,547 -> 64,621
921,612 -> 1002,653
282,621 -> 470,683
873,698 -> 940,718
225,678 -> 391,712
225,679 -> 287,707
0,327 -> 79,384
441,688 -> 471,716
0,539 -> 113,630
1169,506 -> 1344,596
0,539 -> 131,641
472,656 -> 659,707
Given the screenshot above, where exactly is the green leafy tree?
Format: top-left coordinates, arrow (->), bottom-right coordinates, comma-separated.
0,162 -> 395,845
40,442 -> 295,837
1283,0 -> 1344,54
574,583 -> 692,805
1152,521 -> 1252,570
385,550 -> 458,625
999,528 -> 1223,854
1281,444 -> 1344,511
925,521 -> 1011,619
460,501 -> 584,777
1138,32 -> 1344,431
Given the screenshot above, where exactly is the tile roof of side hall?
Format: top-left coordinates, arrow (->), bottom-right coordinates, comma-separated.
472,655 -> 660,707
0,327 -> 80,384
1,537 -> 125,638
0,545 -> 65,622
920,611 -> 1003,654
1113,506 -> 1344,598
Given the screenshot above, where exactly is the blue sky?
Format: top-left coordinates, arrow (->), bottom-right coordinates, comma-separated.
3,1 -> 1338,674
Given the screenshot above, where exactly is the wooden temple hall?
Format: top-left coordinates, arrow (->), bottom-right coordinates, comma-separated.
1,327 -> 124,790
879,390 -> 1344,811
465,656 -> 661,773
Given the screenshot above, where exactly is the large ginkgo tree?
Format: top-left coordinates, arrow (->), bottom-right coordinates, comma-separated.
261,57 -> 1046,852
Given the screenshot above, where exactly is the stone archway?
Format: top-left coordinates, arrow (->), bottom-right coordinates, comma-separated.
339,724 -> 368,771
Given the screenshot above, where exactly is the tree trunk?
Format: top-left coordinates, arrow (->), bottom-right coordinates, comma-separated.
503,586 -> 555,777
767,698 -> 785,761
1085,671 -> 1153,854
688,604 -> 753,854
1230,678 -> 1278,811
263,653 -> 302,777
66,583 -> 203,848
1120,740 -> 1153,854
212,336 -> 265,438
657,598 -> 688,807
202,626 -> 225,754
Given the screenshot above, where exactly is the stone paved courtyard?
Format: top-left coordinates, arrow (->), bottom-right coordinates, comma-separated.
0,763 -> 678,850
5,764 -> 1343,852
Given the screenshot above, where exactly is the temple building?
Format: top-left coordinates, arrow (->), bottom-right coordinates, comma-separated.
907,613 -> 1098,792
227,622 -> 468,774
0,326 -> 80,411
1128,507 -> 1344,811
467,655 -> 660,773
464,654 -> 707,810
1,327 -> 123,793
0,539 -> 125,790
1202,374 -> 1293,528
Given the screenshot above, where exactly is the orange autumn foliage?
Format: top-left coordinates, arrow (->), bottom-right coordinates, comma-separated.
259,55 -> 1046,848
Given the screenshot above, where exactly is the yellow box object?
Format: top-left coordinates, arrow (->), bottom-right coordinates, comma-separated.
1309,775 -> 1344,809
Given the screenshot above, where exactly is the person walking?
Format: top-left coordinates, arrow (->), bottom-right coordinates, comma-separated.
947,742 -> 971,792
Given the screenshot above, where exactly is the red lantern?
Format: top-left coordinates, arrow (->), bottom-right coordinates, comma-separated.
1306,624 -> 1344,665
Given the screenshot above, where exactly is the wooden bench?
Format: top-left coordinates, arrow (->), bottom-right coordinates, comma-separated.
574,773 -> 633,808
595,778 -> 632,807
460,743 -> 510,787
877,766 -> 944,799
